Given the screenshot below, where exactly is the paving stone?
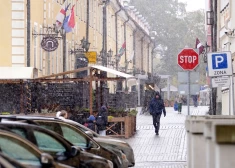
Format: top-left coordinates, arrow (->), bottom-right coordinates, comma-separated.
122,106 -> 208,168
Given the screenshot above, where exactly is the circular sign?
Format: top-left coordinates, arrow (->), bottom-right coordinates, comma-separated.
41,36 -> 59,52
177,48 -> 199,70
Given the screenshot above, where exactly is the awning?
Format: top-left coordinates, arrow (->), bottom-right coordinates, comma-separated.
0,67 -> 38,79
91,65 -> 136,86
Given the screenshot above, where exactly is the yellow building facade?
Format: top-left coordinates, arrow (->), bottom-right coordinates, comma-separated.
0,0 -> 154,88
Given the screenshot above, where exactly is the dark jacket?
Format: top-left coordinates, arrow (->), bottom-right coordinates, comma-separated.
149,92 -> 166,116
87,120 -> 96,131
96,105 -> 108,131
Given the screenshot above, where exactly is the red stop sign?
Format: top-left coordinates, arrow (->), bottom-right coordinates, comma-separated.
177,48 -> 199,70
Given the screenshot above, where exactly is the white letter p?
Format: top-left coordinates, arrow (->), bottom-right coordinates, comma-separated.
215,56 -> 224,68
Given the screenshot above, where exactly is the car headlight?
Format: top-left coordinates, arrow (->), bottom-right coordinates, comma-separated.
121,152 -> 127,161
107,160 -> 113,168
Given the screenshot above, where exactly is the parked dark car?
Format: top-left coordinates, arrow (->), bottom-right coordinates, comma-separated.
0,123 -> 113,168
0,129 -> 74,168
0,152 -> 28,168
62,118 -> 135,167
0,116 -> 124,168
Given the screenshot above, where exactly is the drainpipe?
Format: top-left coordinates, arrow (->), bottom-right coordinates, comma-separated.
147,42 -> 150,73
115,8 -> 122,70
123,17 -> 129,90
141,35 -> 146,72
26,0 -> 30,67
133,30 -> 137,76
102,3 -> 107,66
62,0 -> 66,77
86,0 -> 89,43
151,42 -> 156,75
123,17 -> 129,73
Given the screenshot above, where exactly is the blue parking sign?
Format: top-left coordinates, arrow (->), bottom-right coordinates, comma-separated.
212,53 -> 228,69
207,51 -> 232,77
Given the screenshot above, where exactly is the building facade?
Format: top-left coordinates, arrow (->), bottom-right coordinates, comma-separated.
0,0 -> 154,94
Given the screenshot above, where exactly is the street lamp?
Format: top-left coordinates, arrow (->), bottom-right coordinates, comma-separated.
202,42 -> 210,63
80,37 -> 90,52
107,49 -> 115,67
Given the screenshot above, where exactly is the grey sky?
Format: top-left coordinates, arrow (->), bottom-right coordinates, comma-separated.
179,0 -> 205,11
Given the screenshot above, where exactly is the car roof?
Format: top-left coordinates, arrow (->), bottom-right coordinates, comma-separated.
0,122 -> 74,147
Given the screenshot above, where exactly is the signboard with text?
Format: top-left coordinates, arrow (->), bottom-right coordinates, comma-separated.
207,52 -> 232,77
177,48 -> 199,70
85,51 -> 97,64
212,76 -> 230,88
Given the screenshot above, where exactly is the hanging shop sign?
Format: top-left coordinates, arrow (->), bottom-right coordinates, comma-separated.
41,36 -> 59,52
85,51 -> 97,64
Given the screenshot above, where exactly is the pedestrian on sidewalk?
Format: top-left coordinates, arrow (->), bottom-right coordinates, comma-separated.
86,115 -> 96,132
149,91 -> 166,135
177,95 -> 183,114
96,104 -> 108,136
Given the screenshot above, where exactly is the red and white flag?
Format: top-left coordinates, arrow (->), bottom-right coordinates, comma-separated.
195,38 -> 204,55
55,1 -> 70,29
68,5 -> 75,28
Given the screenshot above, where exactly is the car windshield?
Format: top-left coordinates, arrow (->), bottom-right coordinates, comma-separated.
0,134 -> 40,166
33,130 -> 66,155
60,124 -> 89,148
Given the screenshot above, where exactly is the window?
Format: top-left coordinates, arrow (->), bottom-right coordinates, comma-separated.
33,130 -> 66,154
0,135 -> 40,166
10,128 -> 27,139
61,124 -> 88,148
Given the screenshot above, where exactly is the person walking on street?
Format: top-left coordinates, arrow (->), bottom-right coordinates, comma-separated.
149,91 -> 166,135
177,96 -> 183,114
96,104 -> 108,136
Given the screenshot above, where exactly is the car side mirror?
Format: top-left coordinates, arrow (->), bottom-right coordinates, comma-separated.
85,131 -> 94,139
40,153 -> 54,167
71,146 -> 80,157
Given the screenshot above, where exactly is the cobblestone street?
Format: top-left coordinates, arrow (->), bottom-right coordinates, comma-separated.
124,106 -> 208,168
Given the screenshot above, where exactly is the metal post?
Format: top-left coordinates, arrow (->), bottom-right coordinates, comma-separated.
167,76 -> 170,100
26,0 -> 30,67
188,71 -> 190,115
115,9 -> 121,70
89,69 -> 93,115
62,0 -> 66,78
232,62 -> 235,115
86,0 -> 89,43
138,78 -> 141,106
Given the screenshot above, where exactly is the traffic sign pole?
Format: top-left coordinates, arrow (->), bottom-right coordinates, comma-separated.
187,71 -> 190,115
177,48 -> 199,116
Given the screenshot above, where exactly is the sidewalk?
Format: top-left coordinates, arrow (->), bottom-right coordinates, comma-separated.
124,106 -> 208,168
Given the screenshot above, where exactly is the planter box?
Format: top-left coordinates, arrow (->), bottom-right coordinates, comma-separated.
107,116 -> 136,139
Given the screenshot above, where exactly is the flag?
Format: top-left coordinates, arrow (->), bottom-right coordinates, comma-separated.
195,38 -> 204,55
55,1 -> 70,29
118,42 -> 126,57
68,5 -> 75,28
127,50 -> 134,62
63,5 -> 75,33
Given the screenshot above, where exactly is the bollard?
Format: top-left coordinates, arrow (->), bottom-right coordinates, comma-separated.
185,115 -> 206,168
